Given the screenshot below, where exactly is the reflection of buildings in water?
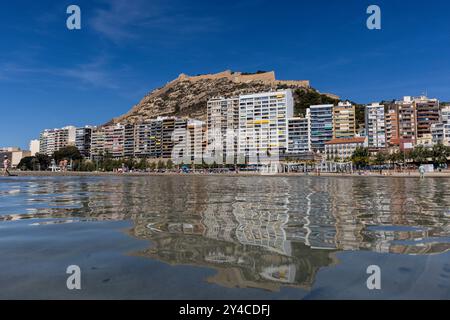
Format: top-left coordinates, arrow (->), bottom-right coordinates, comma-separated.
291,177 -> 450,255
4,176 -> 450,291
286,178 -> 337,251
331,178 -> 450,254
325,178 -> 364,251
201,201 -> 236,243
126,178 -> 337,291
232,179 -> 291,256
304,190 -> 337,250
199,178 -> 294,256
131,227 -> 336,291
233,205 -> 291,256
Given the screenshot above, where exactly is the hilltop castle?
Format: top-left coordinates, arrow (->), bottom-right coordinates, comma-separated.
173,70 -> 310,88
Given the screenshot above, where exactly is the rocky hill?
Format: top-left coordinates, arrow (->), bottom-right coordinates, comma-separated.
110,70 -> 339,124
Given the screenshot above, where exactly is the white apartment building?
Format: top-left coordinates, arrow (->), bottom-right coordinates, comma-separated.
238,90 -> 294,164
441,106 -> 450,123
39,130 -> 55,156
287,109 -> 311,154
207,97 -> 240,164
431,123 -> 450,146
325,137 -> 367,161
39,126 -> 76,156
365,103 -> 386,149
29,139 -> 40,156
171,119 -> 189,163
431,106 -> 450,146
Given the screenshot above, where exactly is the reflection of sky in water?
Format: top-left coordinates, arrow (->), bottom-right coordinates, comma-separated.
0,176 -> 449,299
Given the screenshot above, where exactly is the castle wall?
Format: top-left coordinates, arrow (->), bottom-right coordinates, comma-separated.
174,70 -> 309,88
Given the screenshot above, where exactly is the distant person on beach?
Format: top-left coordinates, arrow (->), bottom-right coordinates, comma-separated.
3,155 -> 11,176
419,165 -> 425,179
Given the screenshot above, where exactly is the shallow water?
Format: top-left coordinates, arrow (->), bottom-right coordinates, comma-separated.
0,175 -> 449,299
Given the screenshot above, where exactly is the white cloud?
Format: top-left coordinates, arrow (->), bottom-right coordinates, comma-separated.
90,0 -> 222,44
0,56 -> 120,89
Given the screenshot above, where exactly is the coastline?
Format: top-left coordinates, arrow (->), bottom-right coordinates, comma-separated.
6,170 -> 450,178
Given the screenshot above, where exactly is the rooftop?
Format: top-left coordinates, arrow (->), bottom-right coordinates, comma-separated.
325,137 -> 366,145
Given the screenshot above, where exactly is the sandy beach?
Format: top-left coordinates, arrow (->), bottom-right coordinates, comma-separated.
6,170 -> 450,178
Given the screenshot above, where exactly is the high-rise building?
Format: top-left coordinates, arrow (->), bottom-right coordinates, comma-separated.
365,103 -> 386,149
172,119 -> 189,161
207,97 -> 239,164
39,126 -> 76,156
396,96 -> 417,144
134,117 -> 189,160
29,139 -> 40,156
431,106 -> 450,146
440,105 -> 450,123
149,120 -> 163,158
39,130 -> 54,157
56,126 -> 76,150
75,126 -> 94,158
134,122 -> 153,158
431,123 -> 450,146
309,104 -> 333,153
238,90 -> 294,163
103,124 -> 125,158
385,104 -> 399,146
333,101 -> 356,139
287,110 -> 311,154
161,117 -> 176,159
124,124 -> 135,158
90,127 -> 105,160
187,119 -> 206,164
414,96 -> 440,138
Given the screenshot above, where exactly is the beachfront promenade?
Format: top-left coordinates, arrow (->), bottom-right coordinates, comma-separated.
7,170 -> 450,178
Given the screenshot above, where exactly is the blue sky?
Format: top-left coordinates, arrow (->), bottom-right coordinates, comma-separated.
1,0 -> 449,149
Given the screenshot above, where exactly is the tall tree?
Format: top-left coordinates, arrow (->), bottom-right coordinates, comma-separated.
411,145 -> 429,164
53,146 -> 82,162
432,143 -> 448,167
351,147 -> 370,170
373,152 -> 386,166
35,153 -> 51,170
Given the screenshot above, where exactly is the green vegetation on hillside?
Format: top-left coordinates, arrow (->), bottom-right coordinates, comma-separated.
293,89 -> 339,117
